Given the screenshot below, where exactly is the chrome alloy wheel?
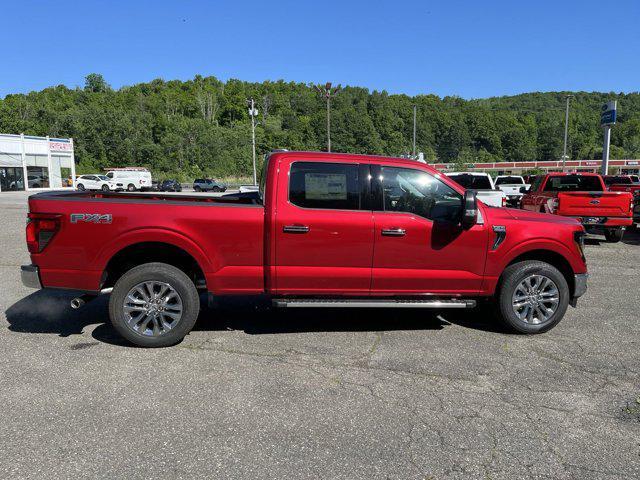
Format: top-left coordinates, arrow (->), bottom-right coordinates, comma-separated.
511,274 -> 560,325
122,281 -> 183,336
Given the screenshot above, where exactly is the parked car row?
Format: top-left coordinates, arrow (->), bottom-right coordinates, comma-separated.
76,170 -> 152,192
446,171 -> 637,242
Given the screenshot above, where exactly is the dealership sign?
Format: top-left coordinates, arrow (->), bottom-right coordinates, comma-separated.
600,101 -> 617,126
49,140 -> 73,152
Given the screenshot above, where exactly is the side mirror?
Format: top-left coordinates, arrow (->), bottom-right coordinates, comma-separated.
519,186 -> 527,193
461,190 -> 477,228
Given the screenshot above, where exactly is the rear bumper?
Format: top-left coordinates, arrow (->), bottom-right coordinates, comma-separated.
21,264 -> 42,289
567,216 -> 633,227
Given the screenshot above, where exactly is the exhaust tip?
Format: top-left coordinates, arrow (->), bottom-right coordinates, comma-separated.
70,297 -> 85,309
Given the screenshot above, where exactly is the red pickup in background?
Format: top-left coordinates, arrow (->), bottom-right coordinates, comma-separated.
520,173 -> 633,242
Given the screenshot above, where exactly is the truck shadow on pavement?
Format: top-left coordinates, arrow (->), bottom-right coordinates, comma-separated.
6,291 -> 507,347
622,228 -> 640,246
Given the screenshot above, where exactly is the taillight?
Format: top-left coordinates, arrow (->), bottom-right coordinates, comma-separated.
26,214 -> 61,253
502,196 -> 506,207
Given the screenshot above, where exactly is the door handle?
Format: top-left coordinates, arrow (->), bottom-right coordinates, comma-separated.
283,225 -> 310,234
381,228 -> 406,237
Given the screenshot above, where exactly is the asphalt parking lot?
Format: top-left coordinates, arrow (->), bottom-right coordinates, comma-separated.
0,190 -> 639,479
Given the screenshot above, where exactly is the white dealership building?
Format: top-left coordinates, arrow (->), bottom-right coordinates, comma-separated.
0,133 -> 76,192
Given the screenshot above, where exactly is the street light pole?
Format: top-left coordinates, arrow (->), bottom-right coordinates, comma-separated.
248,98 -> 258,185
562,94 -> 574,172
412,104 -> 417,157
314,82 -> 341,152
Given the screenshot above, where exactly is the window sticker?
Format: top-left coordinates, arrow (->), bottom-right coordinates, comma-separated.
304,173 -> 347,200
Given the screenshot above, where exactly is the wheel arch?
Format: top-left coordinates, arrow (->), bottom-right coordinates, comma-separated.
100,241 -> 209,291
499,249 -> 575,297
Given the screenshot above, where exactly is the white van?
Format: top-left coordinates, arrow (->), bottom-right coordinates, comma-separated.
105,169 -> 152,192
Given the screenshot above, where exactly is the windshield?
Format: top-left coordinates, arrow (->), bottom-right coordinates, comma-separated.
97,175 -> 109,181
604,176 -> 632,185
448,174 -> 492,190
495,176 -> 524,185
544,175 -> 603,192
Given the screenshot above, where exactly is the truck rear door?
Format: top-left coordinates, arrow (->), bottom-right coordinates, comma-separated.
273,159 -> 374,295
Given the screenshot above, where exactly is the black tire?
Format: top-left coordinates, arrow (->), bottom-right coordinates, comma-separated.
212,186 -> 221,193
194,185 -> 201,192
495,260 -> 570,334
603,228 -> 624,243
77,183 -> 85,191
101,184 -> 110,192
108,262 -> 200,347
127,184 -> 136,192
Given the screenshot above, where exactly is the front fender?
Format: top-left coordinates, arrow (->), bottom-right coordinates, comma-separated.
497,237 -> 579,273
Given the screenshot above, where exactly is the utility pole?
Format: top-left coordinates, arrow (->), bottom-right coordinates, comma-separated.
412,104 -> 417,157
562,94 -> 574,172
247,98 -> 258,185
314,82 -> 341,152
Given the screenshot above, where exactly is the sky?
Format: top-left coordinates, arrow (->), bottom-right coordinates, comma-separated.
1,0 -> 639,99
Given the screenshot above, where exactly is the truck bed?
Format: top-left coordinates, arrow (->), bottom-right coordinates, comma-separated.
30,190 -> 260,206
27,190 -> 265,293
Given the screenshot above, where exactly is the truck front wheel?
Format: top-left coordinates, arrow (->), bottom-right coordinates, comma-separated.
108,262 -> 200,347
496,260 -> 570,334
603,228 -> 624,243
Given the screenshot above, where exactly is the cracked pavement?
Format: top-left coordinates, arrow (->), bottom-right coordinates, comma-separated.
0,191 -> 639,479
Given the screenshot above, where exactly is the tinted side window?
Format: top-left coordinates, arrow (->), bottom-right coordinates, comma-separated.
529,176 -> 542,191
382,167 -> 461,221
289,162 -> 360,210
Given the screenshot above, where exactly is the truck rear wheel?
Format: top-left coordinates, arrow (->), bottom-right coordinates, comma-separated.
127,184 -> 136,192
496,260 -> 569,334
108,262 -> 200,347
604,228 -> 624,243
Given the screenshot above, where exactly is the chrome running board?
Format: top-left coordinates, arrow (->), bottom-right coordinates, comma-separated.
273,299 -> 476,309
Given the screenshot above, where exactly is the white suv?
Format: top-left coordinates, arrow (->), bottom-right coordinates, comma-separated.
76,175 -> 119,192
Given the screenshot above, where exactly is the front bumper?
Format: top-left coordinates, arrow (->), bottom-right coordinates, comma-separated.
21,264 -> 42,289
573,273 -> 588,298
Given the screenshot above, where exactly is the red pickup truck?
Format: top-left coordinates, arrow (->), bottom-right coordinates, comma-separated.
520,173 -> 633,242
22,152 -> 588,347
603,175 -> 640,195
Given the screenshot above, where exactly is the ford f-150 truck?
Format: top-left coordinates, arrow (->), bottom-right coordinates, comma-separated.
495,175 -> 529,206
520,172 -> 633,242
445,172 -> 506,207
603,175 -> 640,196
22,151 -> 588,347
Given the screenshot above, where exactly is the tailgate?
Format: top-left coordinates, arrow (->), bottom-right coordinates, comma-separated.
500,186 -> 521,195
556,192 -> 632,217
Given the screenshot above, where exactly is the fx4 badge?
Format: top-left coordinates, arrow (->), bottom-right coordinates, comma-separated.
70,213 -> 112,224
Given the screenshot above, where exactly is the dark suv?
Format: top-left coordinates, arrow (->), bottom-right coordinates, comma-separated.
193,178 -> 227,192
158,179 -> 182,192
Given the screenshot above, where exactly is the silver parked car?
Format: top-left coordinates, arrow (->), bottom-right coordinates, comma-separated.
193,178 -> 227,192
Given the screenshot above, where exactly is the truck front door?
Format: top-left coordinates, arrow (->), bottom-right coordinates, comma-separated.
370,165 -> 488,295
274,160 -> 374,295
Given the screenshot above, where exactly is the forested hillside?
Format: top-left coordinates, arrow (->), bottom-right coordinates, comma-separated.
1,74 -> 639,180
